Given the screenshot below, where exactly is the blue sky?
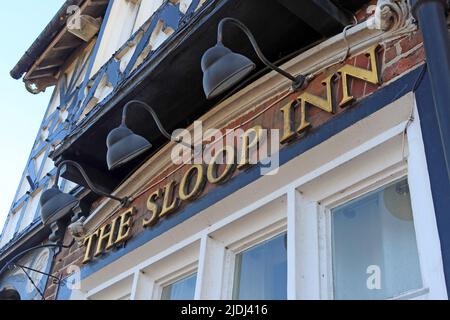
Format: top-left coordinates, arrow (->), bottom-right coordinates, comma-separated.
0,1 -> 65,229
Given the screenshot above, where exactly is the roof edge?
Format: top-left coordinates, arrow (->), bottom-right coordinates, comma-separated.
9,0 -> 86,80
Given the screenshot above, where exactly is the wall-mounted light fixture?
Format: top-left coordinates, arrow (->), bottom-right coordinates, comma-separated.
201,17 -> 310,99
0,286 -> 21,300
106,100 -> 193,171
39,160 -> 130,241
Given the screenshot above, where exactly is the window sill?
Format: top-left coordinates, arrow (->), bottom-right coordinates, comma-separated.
389,287 -> 430,300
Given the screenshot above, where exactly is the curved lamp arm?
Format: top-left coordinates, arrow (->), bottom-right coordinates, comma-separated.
0,240 -> 74,300
122,100 -> 194,150
217,17 -> 307,90
0,240 -> 74,280
54,160 -> 130,206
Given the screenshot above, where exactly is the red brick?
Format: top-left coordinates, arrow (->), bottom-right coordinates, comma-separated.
44,283 -> 57,300
382,46 -> 425,83
385,38 -> 399,49
399,33 -> 423,54
384,46 -> 398,64
45,294 -> 56,301
69,241 -> 80,254
63,251 -> 83,270
334,74 -> 344,108
364,82 -> 378,96
351,53 -> 370,100
355,0 -> 377,21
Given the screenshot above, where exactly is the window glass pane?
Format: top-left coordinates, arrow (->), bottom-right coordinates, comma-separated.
332,178 -> 422,299
161,273 -> 197,300
233,233 -> 287,300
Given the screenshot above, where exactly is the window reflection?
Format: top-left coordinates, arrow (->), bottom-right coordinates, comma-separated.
233,233 -> 287,300
332,178 -> 422,299
161,273 -> 197,300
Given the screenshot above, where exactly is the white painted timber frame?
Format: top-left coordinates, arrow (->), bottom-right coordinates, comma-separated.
68,93 -> 447,300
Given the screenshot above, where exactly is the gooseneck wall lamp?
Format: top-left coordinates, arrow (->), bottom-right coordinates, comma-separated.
0,286 -> 21,300
39,160 -> 130,240
106,100 -> 194,171
201,17 -> 309,99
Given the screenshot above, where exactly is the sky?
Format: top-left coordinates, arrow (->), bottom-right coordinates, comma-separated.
0,1 -> 65,229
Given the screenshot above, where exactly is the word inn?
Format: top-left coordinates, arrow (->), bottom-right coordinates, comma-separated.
279,46 -> 380,143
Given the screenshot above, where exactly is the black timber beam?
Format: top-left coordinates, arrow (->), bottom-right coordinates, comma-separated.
277,0 -> 350,36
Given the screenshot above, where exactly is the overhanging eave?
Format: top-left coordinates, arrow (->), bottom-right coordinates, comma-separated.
50,0 -> 369,193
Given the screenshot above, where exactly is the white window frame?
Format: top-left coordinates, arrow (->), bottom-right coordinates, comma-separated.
147,248 -> 199,300
223,230 -> 288,300
219,217 -> 287,299
299,99 -> 445,300
88,274 -> 134,300
317,166 -> 426,300
156,267 -> 198,300
84,242 -> 200,300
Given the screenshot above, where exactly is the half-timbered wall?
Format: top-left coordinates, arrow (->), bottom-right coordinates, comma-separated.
0,42 -> 96,247
0,0 -> 208,249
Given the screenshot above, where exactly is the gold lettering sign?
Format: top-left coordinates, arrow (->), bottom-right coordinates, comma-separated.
82,208 -> 135,264
82,46 -> 380,264
94,216 -> 119,257
82,230 -> 99,264
207,146 -> 236,184
338,46 -> 379,107
142,189 -> 161,228
238,125 -> 264,170
280,46 -> 380,144
159,181 -> 179,218
179,164 -> 206,201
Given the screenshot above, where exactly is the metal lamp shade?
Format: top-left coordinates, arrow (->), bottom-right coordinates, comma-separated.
201,44 -> 255,99
40,187 -> 78,226
383,182 -> 413,221
0,286 -> 21,300
106,126 -> 152,171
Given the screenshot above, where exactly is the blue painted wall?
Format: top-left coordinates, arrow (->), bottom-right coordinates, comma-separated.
414,68 -> 450,292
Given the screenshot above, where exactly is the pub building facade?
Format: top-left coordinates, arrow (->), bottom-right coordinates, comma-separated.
0,0 -> 449,300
